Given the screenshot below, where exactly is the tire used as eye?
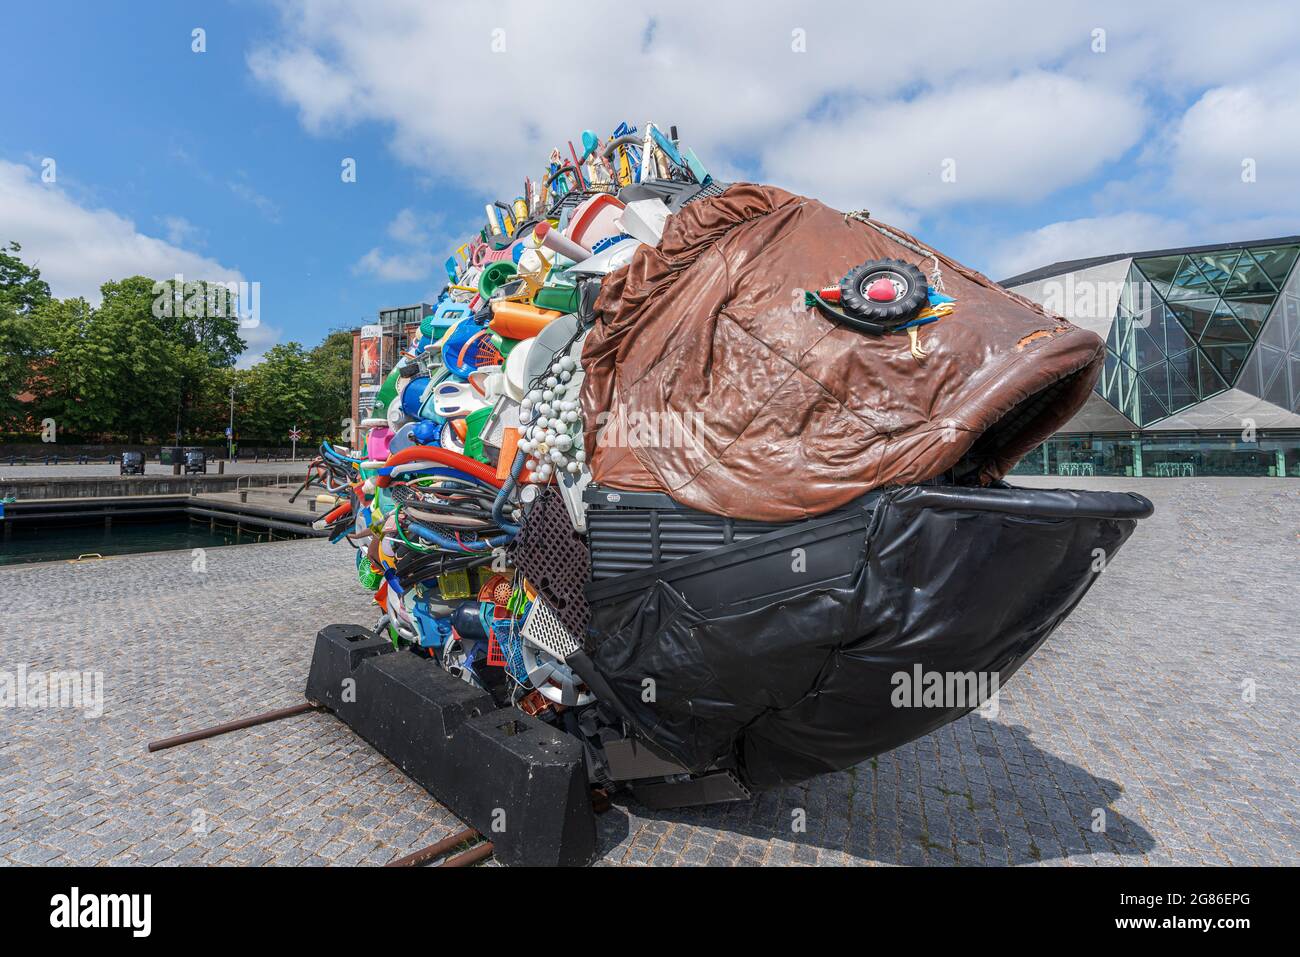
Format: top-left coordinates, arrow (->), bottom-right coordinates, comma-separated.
838,259 -> 929,325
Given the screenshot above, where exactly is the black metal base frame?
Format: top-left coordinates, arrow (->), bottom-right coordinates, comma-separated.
305,624 -> 597,867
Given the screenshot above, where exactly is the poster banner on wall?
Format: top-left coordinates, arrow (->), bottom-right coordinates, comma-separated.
359,324 -> 382,385
359,385 -> 379,419
381,330 -> 399,373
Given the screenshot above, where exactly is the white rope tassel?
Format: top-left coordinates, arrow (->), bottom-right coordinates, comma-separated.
927,254 -> 945,292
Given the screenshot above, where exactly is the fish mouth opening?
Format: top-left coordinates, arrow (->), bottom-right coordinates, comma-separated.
952,363 -> 1095,483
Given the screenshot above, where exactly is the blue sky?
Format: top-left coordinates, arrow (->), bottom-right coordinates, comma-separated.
0,0 -> 476,361
3,1 -> 1298,364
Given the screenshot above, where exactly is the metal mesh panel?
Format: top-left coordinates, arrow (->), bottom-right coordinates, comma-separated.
520,598 -> 582,660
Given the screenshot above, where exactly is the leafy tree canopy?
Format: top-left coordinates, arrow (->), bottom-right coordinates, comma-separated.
0,241 -> 52,315
0,244 -> 351,444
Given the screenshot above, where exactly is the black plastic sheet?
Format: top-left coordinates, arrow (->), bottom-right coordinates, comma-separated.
582,484 -> 1152,790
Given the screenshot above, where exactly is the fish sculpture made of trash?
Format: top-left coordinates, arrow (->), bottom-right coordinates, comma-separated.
297,121 -> 1152,806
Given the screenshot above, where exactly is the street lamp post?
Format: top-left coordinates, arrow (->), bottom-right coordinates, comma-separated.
228,385 -> 236,461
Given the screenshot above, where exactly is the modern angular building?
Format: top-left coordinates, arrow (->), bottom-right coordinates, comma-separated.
1002,237 -> 1300,477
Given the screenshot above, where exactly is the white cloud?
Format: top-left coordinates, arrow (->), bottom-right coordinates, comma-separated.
386,207 -> 436,246
242,0 -> 1300,284
0,159 -> 245,304
245,1 -> 1300,210
235,320 -> 285,369
228,178 -> 282,222
160,214 -> 201,247
761,72 -> 1146,215
351,207 -> 453,282
1071,3 -> 1300,92
352,245 -> 431,282
246,44 -> 367,133
987,212 -> 1196,280
1168,68 -> 1300,215
245,1 -> 1129,200
986,209 -> 1300,281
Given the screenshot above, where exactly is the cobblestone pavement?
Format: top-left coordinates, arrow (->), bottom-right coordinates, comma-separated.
1,478 -> 1296,866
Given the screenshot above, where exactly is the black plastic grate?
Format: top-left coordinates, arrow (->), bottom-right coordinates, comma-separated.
508,486 -> 591,642
586,505 -> 786,579
681,179 -> 730,206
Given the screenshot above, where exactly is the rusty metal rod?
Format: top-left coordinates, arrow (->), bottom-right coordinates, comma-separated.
385,827 -> 480,868
147,702 -> 321,752
443,841 -> 494,868
387,786 -> 609,868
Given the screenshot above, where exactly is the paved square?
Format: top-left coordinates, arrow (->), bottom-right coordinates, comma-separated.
1,477 -> 1296,865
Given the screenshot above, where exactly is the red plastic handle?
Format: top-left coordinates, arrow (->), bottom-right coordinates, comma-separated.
375,445 -> 503,488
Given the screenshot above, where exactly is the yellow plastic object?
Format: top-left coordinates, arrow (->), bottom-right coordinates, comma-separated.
437,568 -> 472,599
473,565 -> 499,592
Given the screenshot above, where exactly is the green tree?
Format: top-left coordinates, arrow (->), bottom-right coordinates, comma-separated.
190,364 -> 240,444
4,241 -> 351,445
306,329 -> 354,442
33,289 -> 180,441
149,276 -> 247,368
240,342 -> 318,444
0,242 -> 53,427
0,308 -> 36,426
77,276 -> 246,442
0,241 -> 52,314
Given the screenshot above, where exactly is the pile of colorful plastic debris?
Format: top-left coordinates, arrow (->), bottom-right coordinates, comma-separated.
302,122 -> 707,721
299,121 -> 1151,803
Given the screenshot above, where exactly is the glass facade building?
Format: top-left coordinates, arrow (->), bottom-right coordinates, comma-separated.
1007,431 -> 1300,479
1002,237 -> 1300,477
